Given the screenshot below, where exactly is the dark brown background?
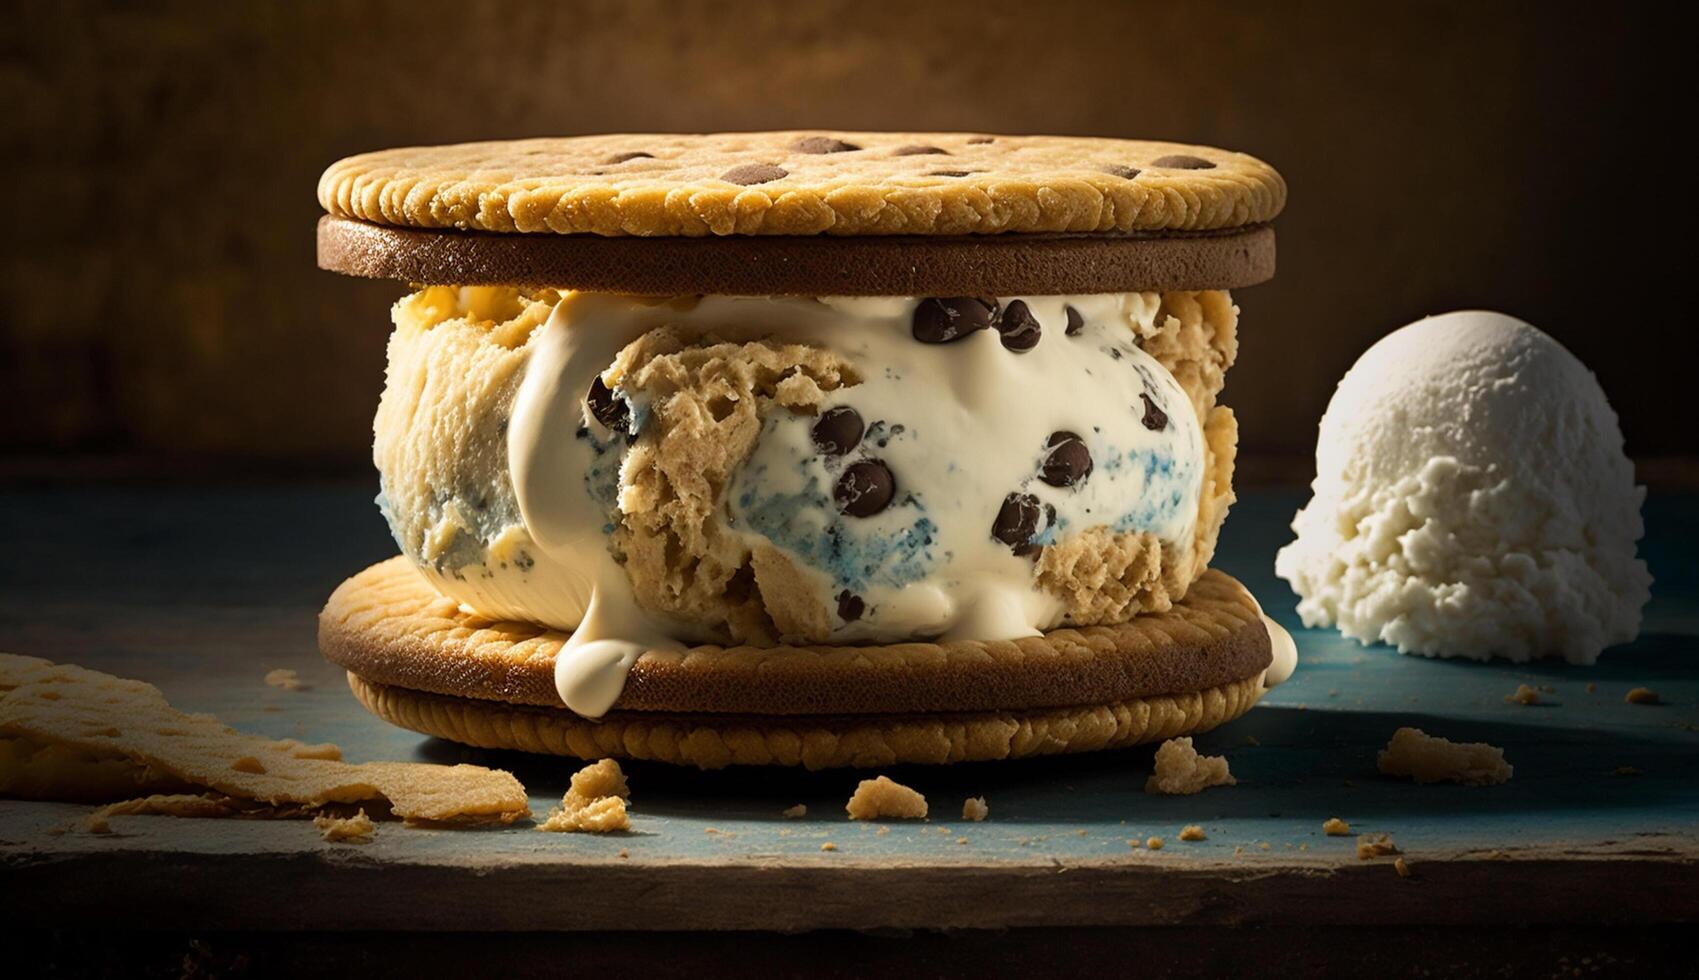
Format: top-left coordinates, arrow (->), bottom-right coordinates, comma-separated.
0,0 -> 1684,475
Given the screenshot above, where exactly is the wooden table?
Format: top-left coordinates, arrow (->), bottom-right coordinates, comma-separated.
2,483 -> 1694,974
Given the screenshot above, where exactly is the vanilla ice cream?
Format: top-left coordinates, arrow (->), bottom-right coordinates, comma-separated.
373,286 -> 1243,712
1275,310 -> 1650,664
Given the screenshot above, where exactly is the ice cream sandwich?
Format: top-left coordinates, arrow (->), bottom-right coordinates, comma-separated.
314,132 -> 1295,769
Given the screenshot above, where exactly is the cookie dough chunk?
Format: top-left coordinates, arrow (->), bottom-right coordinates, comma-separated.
845,775 -> 928,820
538,758 -> 631,833
373,286 -> 557,591
606,326 -> 859,643
1377,727 -> 1512,786
1144,736 -> 1236,795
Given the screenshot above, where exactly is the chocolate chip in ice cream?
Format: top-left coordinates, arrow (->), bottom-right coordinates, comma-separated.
1150,154 -> 1215,170
603,151 -> 654,164
913,297 -> 999,344
586,375 -> 629,433
1064,305 -> 1085,336
812,406 -> 865,456
836,590 -> 866,622
993,492 -> 1055,557
1040,431 -> 1093,487
996,300 -> 1042,352
791,136 -> 860,154
720,163 -> 788,185
835,460 -> 896,517
1140,392 -> 1169,431
892,145 -> 948,156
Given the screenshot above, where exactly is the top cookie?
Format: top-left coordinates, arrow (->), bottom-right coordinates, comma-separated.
318,132 -> 1285,238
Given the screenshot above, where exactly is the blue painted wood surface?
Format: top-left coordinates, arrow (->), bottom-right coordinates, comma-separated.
1,484 -> 1695,873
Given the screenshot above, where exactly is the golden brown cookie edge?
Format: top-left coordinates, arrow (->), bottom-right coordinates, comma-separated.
318,558 -> 1273,716
317,132 -> 1286,238
347,671 -> 1267,770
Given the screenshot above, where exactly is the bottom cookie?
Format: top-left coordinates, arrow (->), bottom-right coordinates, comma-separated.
347,671 -> 1267,770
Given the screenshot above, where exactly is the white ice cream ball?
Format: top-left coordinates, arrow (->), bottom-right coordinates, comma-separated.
1274,310 -> 1650,664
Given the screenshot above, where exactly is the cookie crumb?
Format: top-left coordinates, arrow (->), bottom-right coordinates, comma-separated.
782,804 -> 807,819
876,825 -> 890,836
1377,727 -> 1512,785
618,848 -> 630,859
1243,735 -> 1261,747
1178,824 -> 1206,841
264,668 -> 305,691
1234,845 -> 1244,855
845,775 -> 928,820
1586,682 -> 1598,694
314,808 -> 374,843
956,837 -> 969,845
1394,856 -> 1412,878
1146,836 -> 1164,850
538,758 -> 630,833
962,796 -> 989,822
1144,737 -> 1235,795
820,842 -> 837,852
1356,834 -> 1400,860
1323,817 -> 1351,836
1612,766 -> 1643,777
1258,842 -> 1271,851
1503,684 -> 1541,705
1625,687 -> 1660,705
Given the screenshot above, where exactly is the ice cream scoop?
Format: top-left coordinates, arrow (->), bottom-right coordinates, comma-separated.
1275,310 -> 1650,664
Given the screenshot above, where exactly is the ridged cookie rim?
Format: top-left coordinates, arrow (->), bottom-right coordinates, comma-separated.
348,671 -> 1266,770
318,557 -> 1273,717
317,132 -> 1285,238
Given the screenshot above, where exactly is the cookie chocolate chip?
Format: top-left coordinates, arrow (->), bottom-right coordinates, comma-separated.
1064,305 -> 1086,336
792,136 -> 860,154
1150,154 -> 1215,170
892,145 -> 948,156
927,170 -> 975,177
836,590 -> 866,622
966,136 -> 996,144
812,406 -> 865,456
721,163 -> 789,185
586,375 -> 629,433
1140,392 -> 1169,431
835,460 -> 897,517
1040,431 -> 1093,488
993,492 -> 1054,557
1101,164 -> 1141,179
603,151 -> 654,164
912,296 -> 999,344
